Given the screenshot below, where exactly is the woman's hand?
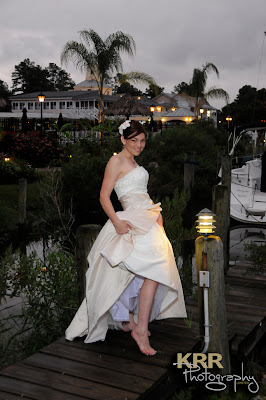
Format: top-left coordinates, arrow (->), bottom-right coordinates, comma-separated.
113,219 -> 132,234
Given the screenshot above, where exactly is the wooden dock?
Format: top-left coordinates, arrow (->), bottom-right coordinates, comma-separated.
0,262 -> 265,400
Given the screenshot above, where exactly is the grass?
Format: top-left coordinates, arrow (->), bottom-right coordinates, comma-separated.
0,182 -> 40,211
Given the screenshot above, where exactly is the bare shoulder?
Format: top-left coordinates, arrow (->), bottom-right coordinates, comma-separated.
103,155 -> 124,182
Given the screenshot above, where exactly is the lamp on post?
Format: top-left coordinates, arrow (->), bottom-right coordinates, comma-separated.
196,208 -> 216,236
195,208 -> 231,374
161,117 -> 165,135
150,105 -> 155,132
206,110 -> 211,120
199,108 -> 204,119
38,92 -> 45,135
226,116 -> 232,129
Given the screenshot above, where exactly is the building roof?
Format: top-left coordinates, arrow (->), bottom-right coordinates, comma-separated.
10,91 -> 119,102
74,79 -> 112,88
164,108 -> 195,117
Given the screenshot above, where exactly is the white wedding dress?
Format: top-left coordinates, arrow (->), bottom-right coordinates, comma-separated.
65,166 -> 187,343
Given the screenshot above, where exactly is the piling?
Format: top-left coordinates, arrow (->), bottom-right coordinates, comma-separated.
212,184 -> 230,271
18,178 -> 27,225
184,152 -> 195,192
76,224 -> 102,303
195,235 -> 231,375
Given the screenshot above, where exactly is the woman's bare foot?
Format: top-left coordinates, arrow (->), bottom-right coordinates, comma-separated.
131,330 -> 157,356
122,320 -> 137,332
122,321 -> 151,336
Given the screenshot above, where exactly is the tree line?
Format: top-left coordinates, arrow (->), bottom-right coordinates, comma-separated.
1,27 -> 266,125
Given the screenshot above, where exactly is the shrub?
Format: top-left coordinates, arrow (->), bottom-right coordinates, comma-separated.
0,246 -> 78,368
0,159 -> 39,184
0,131 -> 64,167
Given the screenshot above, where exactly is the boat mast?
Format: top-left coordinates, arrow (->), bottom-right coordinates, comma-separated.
252,31 -> 266,124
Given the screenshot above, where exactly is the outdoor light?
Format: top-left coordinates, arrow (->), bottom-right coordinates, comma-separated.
4,157 -> 10,162
161,118 -> 165,122
200,108 -> 204,114
156,106 -> 161,112
38,94 -> 45,103
196,208 -> 216,236
138,96 -> 141,100
113,152 -> 117,156
38,92 -> 45,136
207,110 -> 211,117
171,107 -> 176,111
226,117 -> 232,122
150,106 -> 155,112
185,117 -> 189,122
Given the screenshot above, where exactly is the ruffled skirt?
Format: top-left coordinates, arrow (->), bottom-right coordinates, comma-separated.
65,193 -> 187,343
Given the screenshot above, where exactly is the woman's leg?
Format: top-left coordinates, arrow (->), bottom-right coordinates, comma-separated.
131,278 -> 158,355
122,312 -> 137,332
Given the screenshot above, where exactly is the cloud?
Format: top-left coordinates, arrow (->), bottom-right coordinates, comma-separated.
0,0 -> 266,108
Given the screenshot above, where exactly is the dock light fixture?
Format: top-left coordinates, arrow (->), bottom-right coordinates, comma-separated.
196,208 -> 216,236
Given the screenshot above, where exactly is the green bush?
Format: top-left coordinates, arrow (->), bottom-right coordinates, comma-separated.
61,146 -> 108,226
0,246 -> 78,368
0,159 -> 39,184
244,242 -> 266,275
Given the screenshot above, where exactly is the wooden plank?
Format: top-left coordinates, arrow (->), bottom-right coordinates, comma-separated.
225,276 -> 266,289
59,335 -> 170,368
23,352 -> 153,394
1,363 -> 137,400
40,342 -> 165,381
0,392 -> 32,400
0,375 -> 89,400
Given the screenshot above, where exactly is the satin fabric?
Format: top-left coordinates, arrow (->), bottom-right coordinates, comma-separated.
65,193 -> 187,344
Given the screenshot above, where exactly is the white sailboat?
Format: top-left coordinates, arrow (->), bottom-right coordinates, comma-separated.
229,127 -> 266,224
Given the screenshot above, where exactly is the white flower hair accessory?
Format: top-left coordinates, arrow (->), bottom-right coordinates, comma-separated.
118,120 -> 131,136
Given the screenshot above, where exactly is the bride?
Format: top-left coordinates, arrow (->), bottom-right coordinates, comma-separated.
65,120 -> 186,356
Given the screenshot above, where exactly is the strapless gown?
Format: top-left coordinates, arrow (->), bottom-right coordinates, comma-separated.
65,166 -> 187,343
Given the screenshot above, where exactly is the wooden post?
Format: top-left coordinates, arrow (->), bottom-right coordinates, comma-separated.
212,185 -> 230,272
18,178 -> 27,225
195,235 -> 231,375
184,152 -> 195,192
76,224 -> 102,303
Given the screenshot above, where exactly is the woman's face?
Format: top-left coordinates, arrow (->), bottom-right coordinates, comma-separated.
121,132 -> 146,156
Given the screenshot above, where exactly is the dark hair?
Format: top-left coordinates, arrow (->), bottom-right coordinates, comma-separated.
122,120 -> 146,139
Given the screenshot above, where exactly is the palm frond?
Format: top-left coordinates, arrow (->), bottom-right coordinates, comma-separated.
61,42 -> 95,73
105,32 -> 136,57
120,71 -> 157,87
79,29 -> 105,56
205,87 -> 229,103
202,62 -> 219,78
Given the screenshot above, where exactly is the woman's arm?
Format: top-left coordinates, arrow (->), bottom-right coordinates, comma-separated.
100,156 -> 132,234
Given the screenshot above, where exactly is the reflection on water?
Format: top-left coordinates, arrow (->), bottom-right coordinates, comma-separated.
26,237 -> 56,260
229,224 -> 266,265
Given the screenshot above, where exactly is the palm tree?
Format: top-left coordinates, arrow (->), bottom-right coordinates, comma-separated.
185,62 -> 229,118
61,29 -> 156,122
